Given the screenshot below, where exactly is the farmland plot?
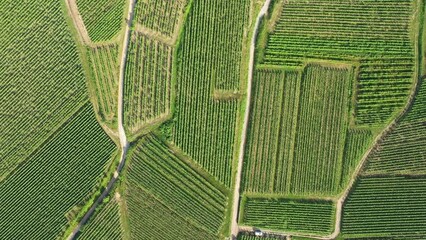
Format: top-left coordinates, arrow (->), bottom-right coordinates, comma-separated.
78,195 -> 123,240
76,0 -> 126,42
124,134 -> 228,237
0,103 -> 116,239
171,0 -> 250,186
124,32 -> 173,135
241,197 -> 335,234
134,0 -> 187,38
243,64 -> 354,195
0,0 -> 88,180
342,176 -> 426,238
86,44 -> 119,129
262,0 -> 417,126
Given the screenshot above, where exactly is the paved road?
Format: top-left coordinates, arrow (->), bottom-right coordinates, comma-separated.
66,0 -> 135,239
230,0 -> 272,238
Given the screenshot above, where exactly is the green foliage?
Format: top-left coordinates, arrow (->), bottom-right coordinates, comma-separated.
243,64 -> 354,195
78,197 -> 123,240
237,233 -> 278,240
86,44 -> 119,128
0,103 -> 116,239
134,0 -> 187,37
342,176 -> 426,238
242,197 -> 335,234
243,68 -> 301,193
124,32 -> 173,134
262,0 -> 417,126
0,0 -> 88,179
125,134 -> 227,237
76,0 -> 125,42
172,0 -> 250,187
125,184 -> 217,240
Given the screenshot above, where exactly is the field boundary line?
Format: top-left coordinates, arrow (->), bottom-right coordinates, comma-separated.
230,0 -> 272,238
66,0 -> 135,238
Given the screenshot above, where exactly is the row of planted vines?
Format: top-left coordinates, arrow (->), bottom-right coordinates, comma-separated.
125,134 -> 227,238
76,0 -> 126,42
86,44 -> 119,129
124,31 -> 173,134
241,197 -> 335,234
0,0 -> 88,179
134,0 -> 187,38
171,0 -> 250,186
243,64 -> 354,195
0,103 -> 116,239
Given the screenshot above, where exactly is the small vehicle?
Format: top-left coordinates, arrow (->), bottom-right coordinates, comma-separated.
254,229 -> 264,237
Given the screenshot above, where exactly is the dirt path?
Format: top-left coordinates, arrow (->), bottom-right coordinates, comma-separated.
230,0 -> 272,238
66,0 -> 135,239
65,0 -> 91,44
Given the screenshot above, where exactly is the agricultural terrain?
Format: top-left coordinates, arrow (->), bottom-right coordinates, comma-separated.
0,0 -> 425,239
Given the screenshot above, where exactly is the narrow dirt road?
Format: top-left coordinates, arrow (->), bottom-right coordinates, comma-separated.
65,0 -> 91,44
66,0 -> 135,239
230,0 -> 272,238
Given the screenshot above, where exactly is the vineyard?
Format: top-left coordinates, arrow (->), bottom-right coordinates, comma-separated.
125,183 -> 217,240
0,0 -> 88,180
0,103 -> 116,239
134,0 -> 187,38
241,197 -> 335,234
342,176 -> 426,238
243,64 -> 354,195
261,0 -> 417,126
124,134 -> 227,237
124,31 -> 173,135
172,0 -> 250,186
86,44 -> 119,129
340,130 -> 373,188
365,121 -> 426,175
78,195 -> 123,240
243,68 -> 301,193
76,0 -> 126,42
237,234 -> 278,240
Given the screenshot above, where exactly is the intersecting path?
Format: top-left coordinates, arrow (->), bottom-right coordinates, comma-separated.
66,0 -> 135,238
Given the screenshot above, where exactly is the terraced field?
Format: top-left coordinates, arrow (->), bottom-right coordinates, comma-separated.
0,103 -> 116,239
86,44 -> 120,129
171,0 -> 250,186
76,0 -> 126,42
124,134 -> 228,238
124,32 -> 173,134
241,197 -> 335,234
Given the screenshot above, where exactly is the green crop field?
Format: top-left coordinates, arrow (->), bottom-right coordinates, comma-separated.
241,197 -> 335,234
1,0 -> 425,239
86,44 -> 119,129
124,31 -> 173,135
342,176 -> 426,238
134,0 -> 187,38
78,194 -> 123,240
171,0 -> 250,186
0,0 -> 89,180
261,0 -> 417,126
0,103 -> 116,239
76,0 -> 126,42
123,134 -> 227,238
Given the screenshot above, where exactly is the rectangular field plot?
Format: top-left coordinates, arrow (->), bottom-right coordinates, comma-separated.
241,197 -> 335,235
124,32 -> 173,134
291,64 -> 353,194
243,64 -> 354,196
342,176 -> 426,238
